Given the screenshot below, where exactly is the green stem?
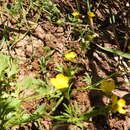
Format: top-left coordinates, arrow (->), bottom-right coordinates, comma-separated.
86,0 -> 94,32
86,0 -> 90,12
20,94 -> 45,102
79,70 -> 130,90
49,96 -> 64,114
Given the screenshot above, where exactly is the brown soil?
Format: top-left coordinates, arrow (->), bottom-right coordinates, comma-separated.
0,0 -> 130,130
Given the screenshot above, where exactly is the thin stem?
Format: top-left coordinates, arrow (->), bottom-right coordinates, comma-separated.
86,0 -> 94,32
49,96 -> 64,114
78,70 -> 130,90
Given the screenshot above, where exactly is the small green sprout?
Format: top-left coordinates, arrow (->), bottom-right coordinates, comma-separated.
56,19 -> 62,25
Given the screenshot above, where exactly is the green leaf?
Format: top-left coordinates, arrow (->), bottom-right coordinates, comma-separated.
0,53 -> 9,73
83,72 -> 92,85
97,45 -> 130,59
34,104 -> 46,115
23,77 -> 33,89
6,63 -> 18,77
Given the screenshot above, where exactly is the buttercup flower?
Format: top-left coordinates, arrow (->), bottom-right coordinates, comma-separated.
100,80 -> 116,95
87,11 -> 95,17
116,99 -> 126,114
72,11 -> 80,17
111,95 -> 126,114
64,52 -> 77,61
117,99 -> 126,107
128,45 -> 130,50
50,74 -> 69,89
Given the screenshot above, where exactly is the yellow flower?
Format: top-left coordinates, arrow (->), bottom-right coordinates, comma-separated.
128,45 -> 130,50
87,11 -> 95,17
117,107 -> 126,114
50,74 -> 69,89
117,99 -> 126,114
72,11 -> 80,17
117,99 -> 126,107
100,80 -> 116,95
56,19 -> 62,25
64,52 -> 77,61
111,95 -> 126,114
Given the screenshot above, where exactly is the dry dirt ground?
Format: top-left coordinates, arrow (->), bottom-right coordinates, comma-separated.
0,0 -> 130,130
1,22 -> 129,130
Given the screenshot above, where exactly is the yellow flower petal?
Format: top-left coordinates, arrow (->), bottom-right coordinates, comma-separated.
117,107 -> 126,114
128,45 -> 130,50
56,74 -> 66,79
72,11 -> 80,17
100,80 -> 116,94
111,96 -> 127,114
64,52 -> 77,61
50,78 -> 57,87
87,12 -> 95,17
50,74 -> 69,89
117,99 -> 126,107
56,74 -> 69,82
